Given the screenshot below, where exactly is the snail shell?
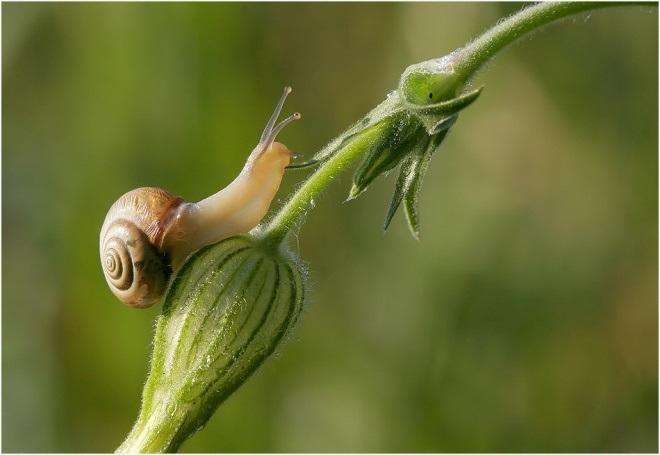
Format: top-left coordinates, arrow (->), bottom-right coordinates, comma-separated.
100,188 -> 186,308
100,87 -> 301,308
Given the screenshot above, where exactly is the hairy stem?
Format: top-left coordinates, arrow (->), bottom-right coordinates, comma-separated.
261,120 -> 391,245
453,2 -> 643,81
117,400 -> 186,453
262,1 -> 651,246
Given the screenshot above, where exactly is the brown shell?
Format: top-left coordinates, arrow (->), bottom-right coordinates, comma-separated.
99,187 -> 185,308
100,187 -> 185,249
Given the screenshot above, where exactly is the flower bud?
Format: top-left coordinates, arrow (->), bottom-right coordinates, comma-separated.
399,56 -> 462,106
118,236 -> 305,453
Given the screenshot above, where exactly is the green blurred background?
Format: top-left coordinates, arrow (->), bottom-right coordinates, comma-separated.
3,2 -> 658,452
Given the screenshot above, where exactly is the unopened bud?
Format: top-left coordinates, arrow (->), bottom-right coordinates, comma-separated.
118,236 -> 305,453
399,56 -> 462,106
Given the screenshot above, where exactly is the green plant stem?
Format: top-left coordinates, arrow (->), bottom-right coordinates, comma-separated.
262,119 -> 391,245
452,2 -> 629,82
262,1 -> 650,246
117,401 -> 186,453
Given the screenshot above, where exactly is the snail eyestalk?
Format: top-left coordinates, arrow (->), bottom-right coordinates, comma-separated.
259,86 -> 292,144
251,86 -> 301,163
267,112 -> 301,146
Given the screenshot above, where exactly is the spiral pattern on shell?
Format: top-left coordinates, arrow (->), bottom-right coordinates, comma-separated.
103,232 -> 134,291
100,219 -> 170,308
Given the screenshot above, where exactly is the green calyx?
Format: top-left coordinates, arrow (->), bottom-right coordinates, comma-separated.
348,113 -> 421,200
407,86 -> 482,134
383,130 -> 447,239
344,60 -> 482,238
118,236 -> 305,453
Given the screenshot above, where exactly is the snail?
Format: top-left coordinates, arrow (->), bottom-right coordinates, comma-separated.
100,86 -> 301,308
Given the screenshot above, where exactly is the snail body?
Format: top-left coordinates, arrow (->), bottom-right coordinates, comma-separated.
100,87 -> 300,308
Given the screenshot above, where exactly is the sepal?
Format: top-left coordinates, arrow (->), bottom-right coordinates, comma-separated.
348,113 -> 421,200
384,129 -> 450,239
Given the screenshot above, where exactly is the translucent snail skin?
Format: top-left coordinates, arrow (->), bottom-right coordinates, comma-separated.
100,87 -> 301,308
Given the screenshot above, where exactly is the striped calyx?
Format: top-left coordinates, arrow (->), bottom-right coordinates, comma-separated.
118,236 -> 305,453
